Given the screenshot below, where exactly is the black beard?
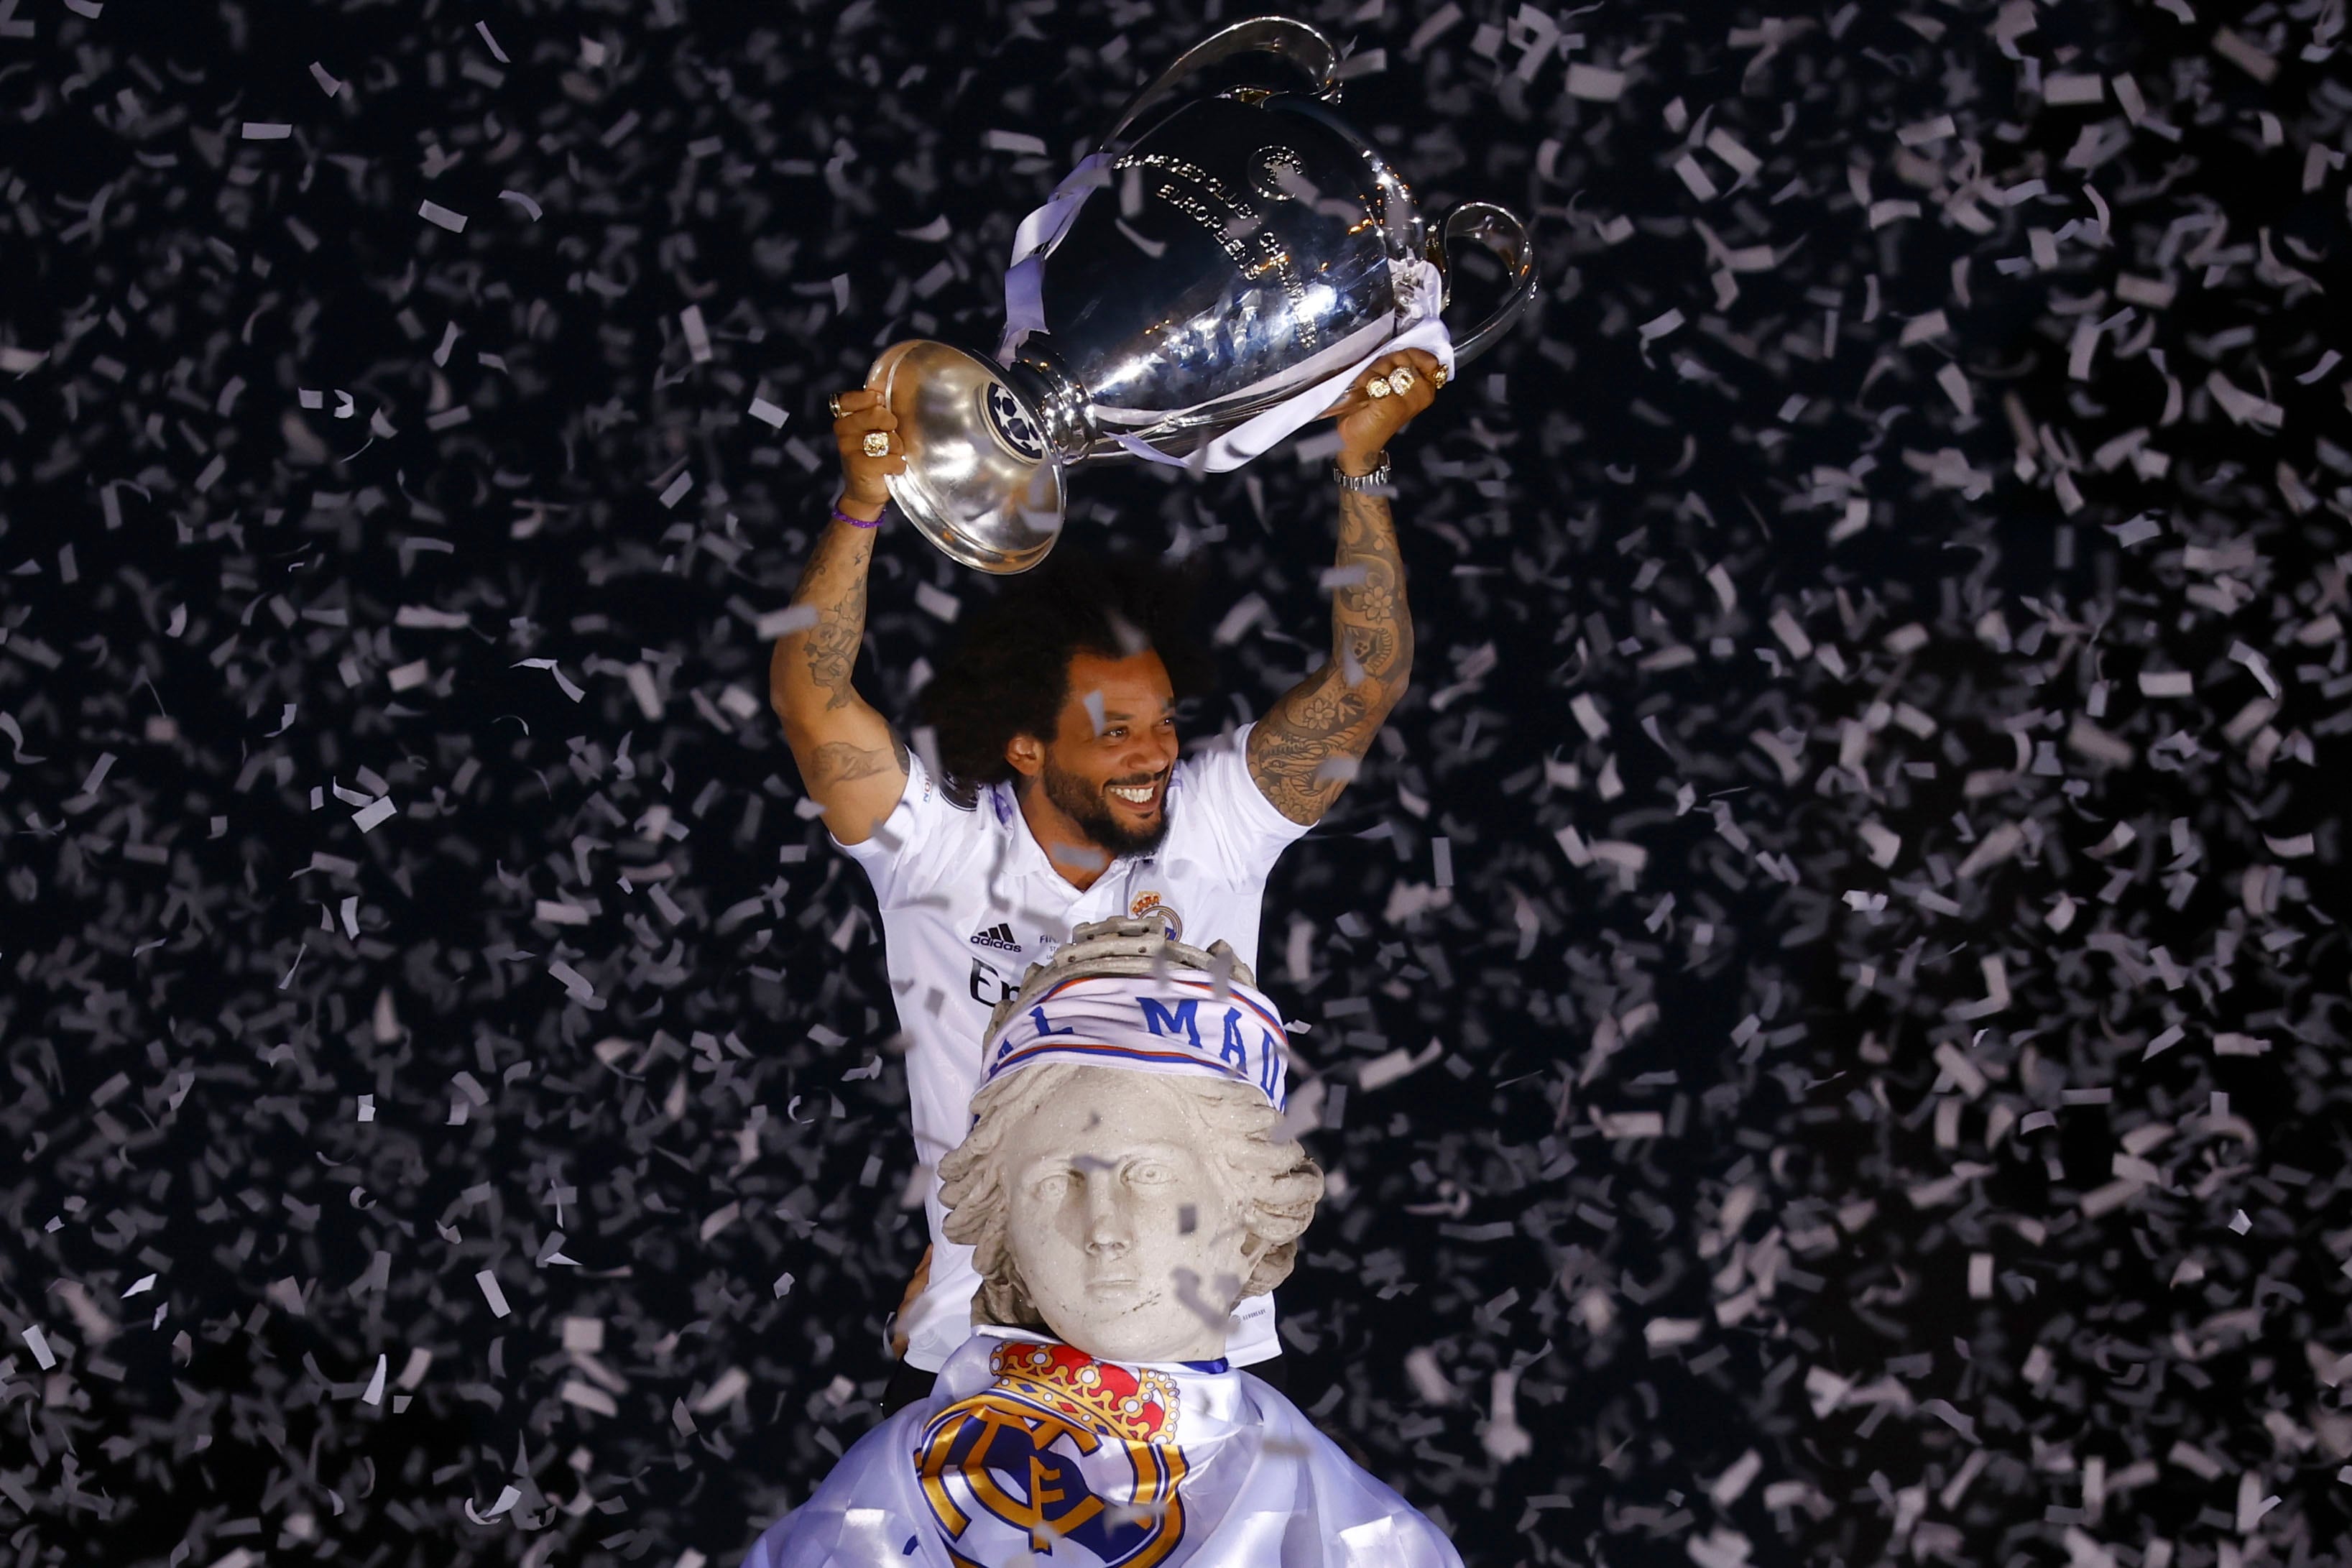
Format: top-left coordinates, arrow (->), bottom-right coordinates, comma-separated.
1041,755 -> 1171,858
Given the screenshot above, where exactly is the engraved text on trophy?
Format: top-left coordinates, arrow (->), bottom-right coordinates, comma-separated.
1110,151 -> 1318,351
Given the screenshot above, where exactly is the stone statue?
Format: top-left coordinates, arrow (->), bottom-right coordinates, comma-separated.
744,919 -> 1462,1568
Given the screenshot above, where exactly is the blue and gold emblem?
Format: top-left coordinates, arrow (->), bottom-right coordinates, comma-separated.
917,1343 -> 1188,1567
982,382 -> 1048,463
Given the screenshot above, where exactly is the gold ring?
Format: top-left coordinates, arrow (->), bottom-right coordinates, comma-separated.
862,430 -> 890,458
1388,367 -> 1417,396
1365,375 -> 1392,400
828,394 -> 845,420
1430,364 -> 1449,389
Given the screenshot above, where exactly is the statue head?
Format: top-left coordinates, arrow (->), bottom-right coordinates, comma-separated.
939,1059 -> 1322,1362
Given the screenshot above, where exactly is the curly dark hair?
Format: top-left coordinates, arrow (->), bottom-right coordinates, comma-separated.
915,545 -> 1214,810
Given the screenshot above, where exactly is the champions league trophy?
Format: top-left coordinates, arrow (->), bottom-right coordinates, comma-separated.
867,15 -> 1540,573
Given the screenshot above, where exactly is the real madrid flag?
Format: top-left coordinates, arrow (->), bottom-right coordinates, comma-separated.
744,1326 -> 1461,1568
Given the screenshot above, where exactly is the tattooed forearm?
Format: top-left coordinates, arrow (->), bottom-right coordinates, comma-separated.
1246,484 -> 1416,824
803,591 -> 867,711
1332,490 -> 1412,678
770,517 -> 876,718
768,517 -> 906,840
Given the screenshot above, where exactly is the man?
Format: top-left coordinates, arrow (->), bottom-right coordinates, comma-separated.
768,346 -> 1444,1408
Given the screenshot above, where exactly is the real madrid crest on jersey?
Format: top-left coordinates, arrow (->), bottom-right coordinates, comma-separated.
916,1342 -> 1189,1568
1127,890 -> 1183,941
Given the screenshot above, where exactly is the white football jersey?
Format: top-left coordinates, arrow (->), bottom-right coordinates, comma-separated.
831,721 -> 1310,1371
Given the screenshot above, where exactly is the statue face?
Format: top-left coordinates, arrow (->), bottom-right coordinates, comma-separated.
995,1066 -> 1254,1363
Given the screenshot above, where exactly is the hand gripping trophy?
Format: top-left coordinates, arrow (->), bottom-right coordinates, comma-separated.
744,919 -> 1462,1568
854,14 -> 1539,572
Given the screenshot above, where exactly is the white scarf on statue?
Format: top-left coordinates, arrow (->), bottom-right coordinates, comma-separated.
744,1326 -> 1461,1568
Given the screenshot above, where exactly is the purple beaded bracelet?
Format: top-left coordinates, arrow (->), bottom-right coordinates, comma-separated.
831,502 -> 883,530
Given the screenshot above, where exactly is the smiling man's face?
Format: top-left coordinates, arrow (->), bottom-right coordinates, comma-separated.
1022,649 -> 1181,859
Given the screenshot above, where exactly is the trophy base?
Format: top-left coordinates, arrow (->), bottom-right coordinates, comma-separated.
870,340 -> 1066,575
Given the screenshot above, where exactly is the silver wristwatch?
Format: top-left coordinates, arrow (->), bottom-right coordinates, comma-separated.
1332,451 -> 1391,490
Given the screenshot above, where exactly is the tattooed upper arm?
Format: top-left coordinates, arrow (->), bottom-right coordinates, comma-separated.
808,734 -> 903,788
1245,487 -> 1414,826
790,720 -> 910,845
1248,665 -> 1387,825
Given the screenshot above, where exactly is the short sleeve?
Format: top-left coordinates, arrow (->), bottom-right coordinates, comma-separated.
827,747 -> 972,907
1163,721 -> 1314,884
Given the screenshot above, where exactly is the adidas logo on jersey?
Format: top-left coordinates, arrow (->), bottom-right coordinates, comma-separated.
968,923 -> 1020,953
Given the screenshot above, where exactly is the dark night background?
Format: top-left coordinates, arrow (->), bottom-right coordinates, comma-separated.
2,2 -> 2349,1567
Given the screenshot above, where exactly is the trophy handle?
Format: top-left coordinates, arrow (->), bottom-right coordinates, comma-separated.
1098,16 -> 1338,152
1428,202 -> 1541,366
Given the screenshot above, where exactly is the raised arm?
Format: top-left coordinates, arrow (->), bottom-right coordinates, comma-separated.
1246,349 -> 1442,826
769,388 -> 910,846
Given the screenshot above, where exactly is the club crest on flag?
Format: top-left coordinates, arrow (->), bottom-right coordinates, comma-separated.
916,1342 -> 1189,1568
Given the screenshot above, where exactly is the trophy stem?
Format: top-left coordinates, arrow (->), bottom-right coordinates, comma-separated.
1001,345 -> 1095,464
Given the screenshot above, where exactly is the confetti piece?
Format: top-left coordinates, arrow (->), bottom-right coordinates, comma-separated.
1564,63 -> 1626,101
2042,73 -> 2106,104
2210,27 -> 2279,82
418,200 -> 468,233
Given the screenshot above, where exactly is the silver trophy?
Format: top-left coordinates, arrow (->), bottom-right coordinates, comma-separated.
868,15 -> 1540,573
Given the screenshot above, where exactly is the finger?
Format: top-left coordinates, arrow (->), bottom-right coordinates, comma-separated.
839,406 -> 899,433
1321,382 -> 1374,418
833,387 -> 882,413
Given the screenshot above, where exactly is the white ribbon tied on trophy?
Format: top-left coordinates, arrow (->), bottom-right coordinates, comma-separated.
1000,152 -> 1457,475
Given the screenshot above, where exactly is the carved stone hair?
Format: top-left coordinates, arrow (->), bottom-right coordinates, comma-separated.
937,1061 -> 1325,1336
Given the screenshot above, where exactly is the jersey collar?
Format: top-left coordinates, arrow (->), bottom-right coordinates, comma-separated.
994,780 -> 1155,893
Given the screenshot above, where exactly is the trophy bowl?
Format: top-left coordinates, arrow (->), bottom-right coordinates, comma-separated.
870,340 -> 1066,575
870,16 -> 1540,573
